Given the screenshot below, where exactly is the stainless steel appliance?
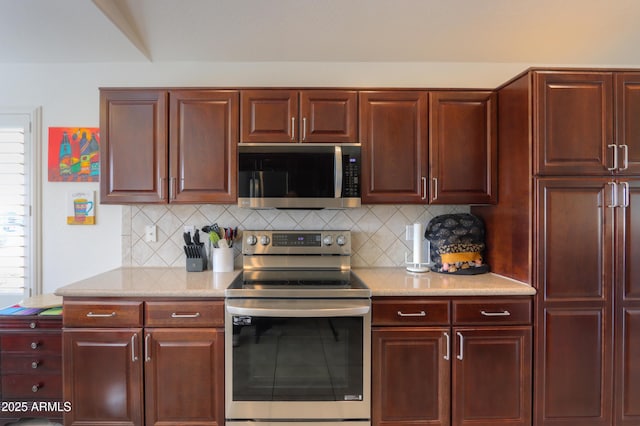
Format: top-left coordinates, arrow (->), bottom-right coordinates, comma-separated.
225,230 -> 371,426
238,144 -> 361,209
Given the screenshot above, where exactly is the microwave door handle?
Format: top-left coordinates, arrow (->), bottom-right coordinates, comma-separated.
335,145 -> 343,198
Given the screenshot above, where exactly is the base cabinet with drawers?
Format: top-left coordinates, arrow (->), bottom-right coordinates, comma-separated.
0,315 -> 63,423
62,298 -> 224,426
372,297 -> 532,426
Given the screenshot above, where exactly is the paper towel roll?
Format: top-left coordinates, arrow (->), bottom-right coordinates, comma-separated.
412,222 -> 422,265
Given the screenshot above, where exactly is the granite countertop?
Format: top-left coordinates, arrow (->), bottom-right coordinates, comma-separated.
55,267 -> 241,298
55,267 -> 535,298
353,268 -> 535,296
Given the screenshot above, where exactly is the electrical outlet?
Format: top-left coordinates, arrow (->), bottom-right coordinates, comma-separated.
183,225 -> 196,234
145,225 -> 157,242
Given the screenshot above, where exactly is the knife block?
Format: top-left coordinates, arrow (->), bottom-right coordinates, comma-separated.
186,245 -> 207,272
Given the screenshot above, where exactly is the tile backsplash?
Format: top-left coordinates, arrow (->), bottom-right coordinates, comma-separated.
123,204 -> 469,269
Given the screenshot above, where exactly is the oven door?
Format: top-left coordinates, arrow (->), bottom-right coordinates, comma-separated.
225,298 -> 371,423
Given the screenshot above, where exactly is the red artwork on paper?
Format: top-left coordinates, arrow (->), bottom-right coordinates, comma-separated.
48,127 -> 100,182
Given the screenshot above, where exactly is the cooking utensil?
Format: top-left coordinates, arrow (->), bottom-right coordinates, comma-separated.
209,231 -> 220,248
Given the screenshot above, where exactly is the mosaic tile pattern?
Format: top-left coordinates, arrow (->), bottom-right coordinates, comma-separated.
122,204 -> 469,269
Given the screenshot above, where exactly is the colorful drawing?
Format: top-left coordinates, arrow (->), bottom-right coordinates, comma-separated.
48,127 -> 100,182
67,191 -> 95,225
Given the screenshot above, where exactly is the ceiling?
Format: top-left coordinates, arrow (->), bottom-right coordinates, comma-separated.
2,0 -> 640,64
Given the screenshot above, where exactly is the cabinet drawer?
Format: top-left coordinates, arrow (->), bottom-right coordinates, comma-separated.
372,299 -> 450,326
0,317 -> 62,330
145,300 -> 224,327
63,300 -> 143,327
452,299 -> 532,325
1,374 -> 62,399
1,354 -> 62,374
1,333 -> 61,354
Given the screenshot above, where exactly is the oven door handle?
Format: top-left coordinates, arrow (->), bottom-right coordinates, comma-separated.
226,299 -> 370,318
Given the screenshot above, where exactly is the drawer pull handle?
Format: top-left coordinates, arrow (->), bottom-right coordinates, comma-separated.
32,384 -> 40,393
29,321 -> 37,329
171,312 -> 201,318
87,311 -> 116,318
480,310 -> 511,317
31,361 -> 40,369
397,311 -> 426,317
30,342 -> 39,349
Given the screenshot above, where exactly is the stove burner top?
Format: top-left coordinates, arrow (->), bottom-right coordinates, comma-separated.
225,270 -> 370,298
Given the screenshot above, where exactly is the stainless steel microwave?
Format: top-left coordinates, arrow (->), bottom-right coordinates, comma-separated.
238,143 -> 361,209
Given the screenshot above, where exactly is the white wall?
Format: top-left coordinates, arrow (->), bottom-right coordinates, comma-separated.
0,60 -> 532,294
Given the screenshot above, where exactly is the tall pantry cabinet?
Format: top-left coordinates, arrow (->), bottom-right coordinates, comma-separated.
472,69 -> 640,426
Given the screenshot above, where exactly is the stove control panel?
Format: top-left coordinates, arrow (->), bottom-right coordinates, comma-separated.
242,230 -> 351,256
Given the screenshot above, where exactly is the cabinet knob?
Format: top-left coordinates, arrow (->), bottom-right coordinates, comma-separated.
32,384 -> 40,393
31,361 -> 40,369
29,321 -> 37,329
30,342 -> 39,350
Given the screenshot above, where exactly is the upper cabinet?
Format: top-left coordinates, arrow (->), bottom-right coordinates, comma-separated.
100,89 -> 168,204
359,91 -> 429,204
429,91 -> 497,204
615,72 -> 640,175
535,71 -> 640,176
169,90 -> 238,203
100,89 -> 238,204
359,90 -> 497,205
240,89 -> 358,143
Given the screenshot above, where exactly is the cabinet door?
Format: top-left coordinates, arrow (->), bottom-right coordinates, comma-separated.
100,90 -> 168,203
452,327 -> 532,426
429,91 -> 497,204
372,327 -> 450,426
536,178 -> 614,304
360,91 -> 428,203
63,329 -> 143,426
144,328 -> 224,426
299,90 -> 358,143
169,90 -> 238,203
535,178 -> 614,426
240,90 -> 298,142
615,73 -> 640,175
615,179 -> 640,425
534,72 -> 614,176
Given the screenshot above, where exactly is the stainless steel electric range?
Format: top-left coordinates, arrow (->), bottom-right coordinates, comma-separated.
225,230 -> 371,426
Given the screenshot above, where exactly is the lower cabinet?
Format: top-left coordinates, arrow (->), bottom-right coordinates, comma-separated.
62,298 -> 224,426
0,315 -> 63,423
372,297 -> 532,426
144,328 -> 224,425
63,329 -> 144,425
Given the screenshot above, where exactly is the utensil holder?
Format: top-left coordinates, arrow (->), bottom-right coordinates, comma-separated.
212,247 -> 234,272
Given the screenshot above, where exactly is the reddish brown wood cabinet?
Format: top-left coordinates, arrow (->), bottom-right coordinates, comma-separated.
359,90 -> 497,205
64,329 -> 144,425
359,91 -> 429,204
0,315 -> 63,423
429,91 -> 497,204
240,89 -> 358,143
100,89 -> 239,204
535,71 -> 640,176
62,298 -> 225,426
100,89 -> 168,203
372,297 -> 532,426
473,68 -> 640,426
